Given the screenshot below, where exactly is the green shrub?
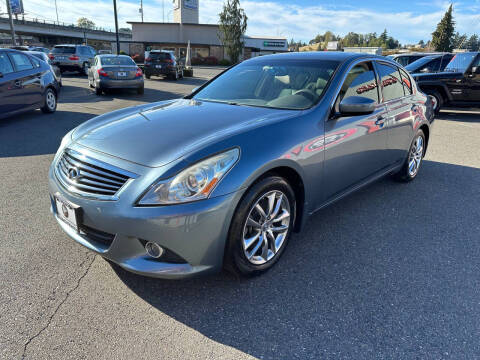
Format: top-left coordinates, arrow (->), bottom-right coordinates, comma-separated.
219,59 -> 231,66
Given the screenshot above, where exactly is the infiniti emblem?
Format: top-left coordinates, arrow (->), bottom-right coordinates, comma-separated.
67,167 -> 80,180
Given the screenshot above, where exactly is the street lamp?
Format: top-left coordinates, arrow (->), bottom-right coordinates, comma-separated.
113,0 -> 120,55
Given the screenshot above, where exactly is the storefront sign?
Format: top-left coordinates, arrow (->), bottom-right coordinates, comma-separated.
263,41 -> 285,48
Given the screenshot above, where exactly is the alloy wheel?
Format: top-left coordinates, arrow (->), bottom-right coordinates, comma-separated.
242,190 -> 291,265
46,90 -> 56,111
408,135 -> 423,177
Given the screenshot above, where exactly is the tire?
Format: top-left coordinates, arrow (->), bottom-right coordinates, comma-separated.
424,89 -> 443,115
393,129 -> 425,182
224,176 -> 296,277
137,86 -> 144,95
41,88 -> 57,113
145,73 -> 151,79
95,85 -> 103,96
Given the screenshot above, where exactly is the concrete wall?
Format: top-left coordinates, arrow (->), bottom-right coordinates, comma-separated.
132,23 -> 221,46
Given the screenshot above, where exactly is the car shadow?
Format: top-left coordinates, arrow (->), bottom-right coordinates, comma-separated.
0,110 -> 95,158
113,160 -> 480,359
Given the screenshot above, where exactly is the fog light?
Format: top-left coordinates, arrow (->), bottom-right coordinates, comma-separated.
145,242 -> 164,258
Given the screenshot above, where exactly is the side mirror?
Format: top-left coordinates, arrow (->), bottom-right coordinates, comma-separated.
339,96 -> 376,116
420,67 -> 430,73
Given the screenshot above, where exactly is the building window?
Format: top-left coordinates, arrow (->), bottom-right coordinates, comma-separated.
193,48 -> 209,59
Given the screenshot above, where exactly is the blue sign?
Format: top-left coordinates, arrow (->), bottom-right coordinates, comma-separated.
9,0 -> 24,15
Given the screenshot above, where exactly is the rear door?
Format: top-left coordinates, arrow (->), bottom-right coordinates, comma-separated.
0,51 -> 20,115
375,62 -> 416,164
8,52 -> 43,107
323,61 -> 389,200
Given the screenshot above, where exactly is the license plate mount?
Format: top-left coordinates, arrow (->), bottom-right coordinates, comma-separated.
54,195 -> 81,232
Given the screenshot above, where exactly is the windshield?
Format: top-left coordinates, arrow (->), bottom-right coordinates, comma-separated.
193,59 -> 340,110
52,46 -> 75,54
100,56 -> 135,66
405,56 -> 435,71
444,53 -> 476,72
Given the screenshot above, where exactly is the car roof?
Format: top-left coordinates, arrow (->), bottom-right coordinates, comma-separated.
245,51 -> 383,63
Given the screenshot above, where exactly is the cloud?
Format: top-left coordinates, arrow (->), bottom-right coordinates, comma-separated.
16,0 -> 480,44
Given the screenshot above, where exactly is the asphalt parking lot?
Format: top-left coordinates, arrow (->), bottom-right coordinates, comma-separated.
1,69 -> 480,359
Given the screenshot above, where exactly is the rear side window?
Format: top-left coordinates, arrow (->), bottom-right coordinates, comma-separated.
339,62 -> 379,104
377,63 -> 405,102
399,68 -> 413,95
52,46 -> 75,54
30,56 -> 41,68
10,53 -> 33,71
0,52 -> 14,74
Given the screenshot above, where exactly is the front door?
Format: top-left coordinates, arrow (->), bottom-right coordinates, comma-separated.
323,61 -> 389,202
466,54 -> 480,102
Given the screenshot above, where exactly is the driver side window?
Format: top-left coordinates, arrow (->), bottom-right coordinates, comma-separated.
337,62 -> 379,109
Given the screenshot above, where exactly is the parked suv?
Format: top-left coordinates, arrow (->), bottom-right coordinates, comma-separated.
413,52 -> 480,113
49,45 -> 95,75
0,48 -> 60,119
144,50 -> 183,80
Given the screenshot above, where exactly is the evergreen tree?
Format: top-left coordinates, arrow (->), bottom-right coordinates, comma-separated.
218,0 -> 248,64
431,4 -> 455,52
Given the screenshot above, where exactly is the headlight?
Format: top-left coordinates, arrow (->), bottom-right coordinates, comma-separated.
138,148 -> 240,205
56,130 -> 74,157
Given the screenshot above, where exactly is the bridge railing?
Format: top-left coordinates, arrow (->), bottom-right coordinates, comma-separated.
0,15 -> 132,37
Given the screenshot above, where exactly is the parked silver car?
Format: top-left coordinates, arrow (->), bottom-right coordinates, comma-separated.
49,52 -> 434,279
87,55 -> 144,95
49,44 -> 95,75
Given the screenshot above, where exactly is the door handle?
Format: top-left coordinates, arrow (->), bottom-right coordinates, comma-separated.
14,80 -> 22,87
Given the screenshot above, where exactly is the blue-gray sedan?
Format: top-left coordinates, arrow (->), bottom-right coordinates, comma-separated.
49,52 -> 434,279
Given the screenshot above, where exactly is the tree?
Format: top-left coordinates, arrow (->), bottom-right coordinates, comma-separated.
218,0 -> 248,64
119,27 -> 132,34
431,4 -> 455,52
77,17 -> 95,29
466,34 -> 479,51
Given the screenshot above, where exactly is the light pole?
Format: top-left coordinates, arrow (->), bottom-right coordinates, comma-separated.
113,0 -> 120,55
5,0 -> 16,45
54,0 -> 59,24
140,0 -> 143,22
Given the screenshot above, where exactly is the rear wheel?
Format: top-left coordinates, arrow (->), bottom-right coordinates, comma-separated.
41,88 -> 57,113
145,73 -> 151,79
393,129 -> 425,182
225,176 -> 296,277
137,86 -> 144,95
95,84 -> 103,96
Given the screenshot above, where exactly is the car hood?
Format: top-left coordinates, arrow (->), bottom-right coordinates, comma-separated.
72,99 -> 299,167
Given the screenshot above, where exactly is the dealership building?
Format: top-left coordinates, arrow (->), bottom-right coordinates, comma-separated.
123,0 -> 287,62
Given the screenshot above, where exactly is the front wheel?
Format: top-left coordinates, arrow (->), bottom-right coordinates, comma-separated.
424,89 -> 443,115
41,88 -> 57,113
225,176 -> 296,277
393,129 -> 425,182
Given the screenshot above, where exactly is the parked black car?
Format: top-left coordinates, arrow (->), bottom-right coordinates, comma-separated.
413,52 -> 480,113
0,48 -> 60,119
144,50 -> 184,80
405,53 -> 454,74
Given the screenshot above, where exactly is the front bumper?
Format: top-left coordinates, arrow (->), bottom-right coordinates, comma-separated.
97,78 -> 144,89
48,148 -> 244,279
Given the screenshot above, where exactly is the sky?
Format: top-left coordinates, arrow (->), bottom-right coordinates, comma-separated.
4,0 -> 480,44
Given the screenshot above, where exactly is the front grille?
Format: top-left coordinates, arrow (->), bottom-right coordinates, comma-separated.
56,149 -> 136,199
80,224 -> 115,247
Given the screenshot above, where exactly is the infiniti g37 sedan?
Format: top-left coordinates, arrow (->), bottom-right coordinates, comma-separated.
49,52 -> 434,279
